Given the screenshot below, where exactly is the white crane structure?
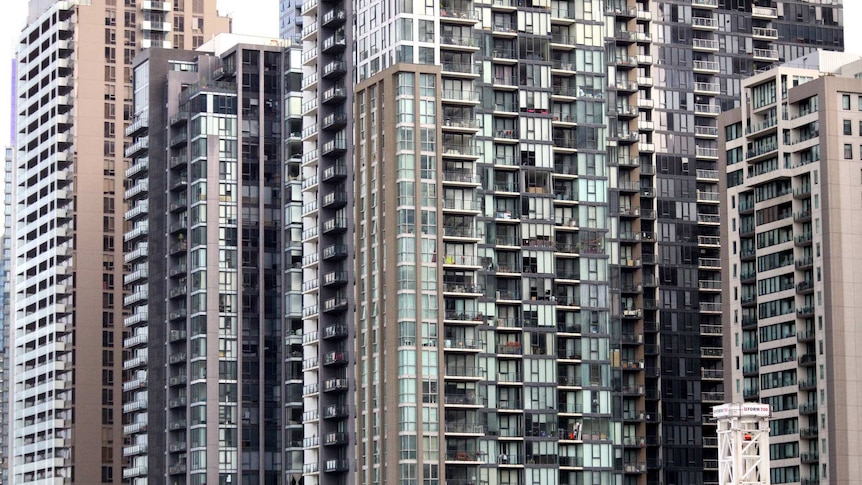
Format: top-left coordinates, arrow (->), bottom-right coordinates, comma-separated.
714,403 -> 772,485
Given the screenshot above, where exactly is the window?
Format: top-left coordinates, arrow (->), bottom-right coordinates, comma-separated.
845,143 -> 853,159
844,120 -> 852,135
842,94 -> 851,110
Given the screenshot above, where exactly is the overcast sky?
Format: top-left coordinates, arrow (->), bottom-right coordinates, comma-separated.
0,0 -> 859,148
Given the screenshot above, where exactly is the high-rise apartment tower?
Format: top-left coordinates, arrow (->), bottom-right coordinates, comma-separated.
12,1 -> 228,483
123,35 -> 304,484
720,50 -> 862,485
295,1 -> 843,485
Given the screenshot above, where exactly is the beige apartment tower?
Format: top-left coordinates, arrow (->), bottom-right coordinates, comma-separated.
720,51 -> 862,485
12,1 -> 228,483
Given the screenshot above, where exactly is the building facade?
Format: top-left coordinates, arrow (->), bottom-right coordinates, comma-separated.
1,147 -> 12,485
281,0 -> 304,41
297,1 -> 843,485
12,1 -> 228,483
720,51 -> 862,485
123,36 -> 304,484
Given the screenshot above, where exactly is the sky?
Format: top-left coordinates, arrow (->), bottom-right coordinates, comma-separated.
0,0 -> 859,149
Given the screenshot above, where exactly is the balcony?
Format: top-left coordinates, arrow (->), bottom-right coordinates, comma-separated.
443,117 -> 480,131
322,271 -> 349,287
322,378 -> 349,392
142,20 -> 171,31
323,432 -> 349,446
552,59 -> 576,73
443,225 -> 480,239
695,125 -> 719,138
698,258 -> 721,269
801,451 -> 819,464
697,169 -> 719,181
442,62 -> 480,76
692,0 -> 718,7
322,297 -> 348,313
124,138 -> 149,158
496,342 -> 523,355
322,217 -> 348,234
444,311 -> 485,323
323,324 -> 348,340
798,353 -> 816,366
443,282 -> 484,295
693,60 -> 720,73
692,16 -> 718,30
125,115 -> 149,137
752,27 -> 778,39
442,171 -> 480,186
441,254 -> 484,267
443,143 -> 478,157
322,86 -> 346,105
442,89 -> 480,103
445,451 -> 484,463
799,402 -> 818,415
753,48 -> 779,61
752,6 -> 777,18
692,38 -> 719,52
444,394 -> 484,406
701,369 -> 723,380
443,199 -> 482,213
694,103 -> 721,116
168,352 -> 186,365
321,113 -> 348,131
798,329 -> 815,342
323,459 -> 349,473
322,60 -> 346,79
444,365 -> 484,379
696,147 -> 719,159
694,82 -> 720,96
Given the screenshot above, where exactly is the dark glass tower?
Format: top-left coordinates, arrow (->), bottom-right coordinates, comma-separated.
123,36 -> 303,484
